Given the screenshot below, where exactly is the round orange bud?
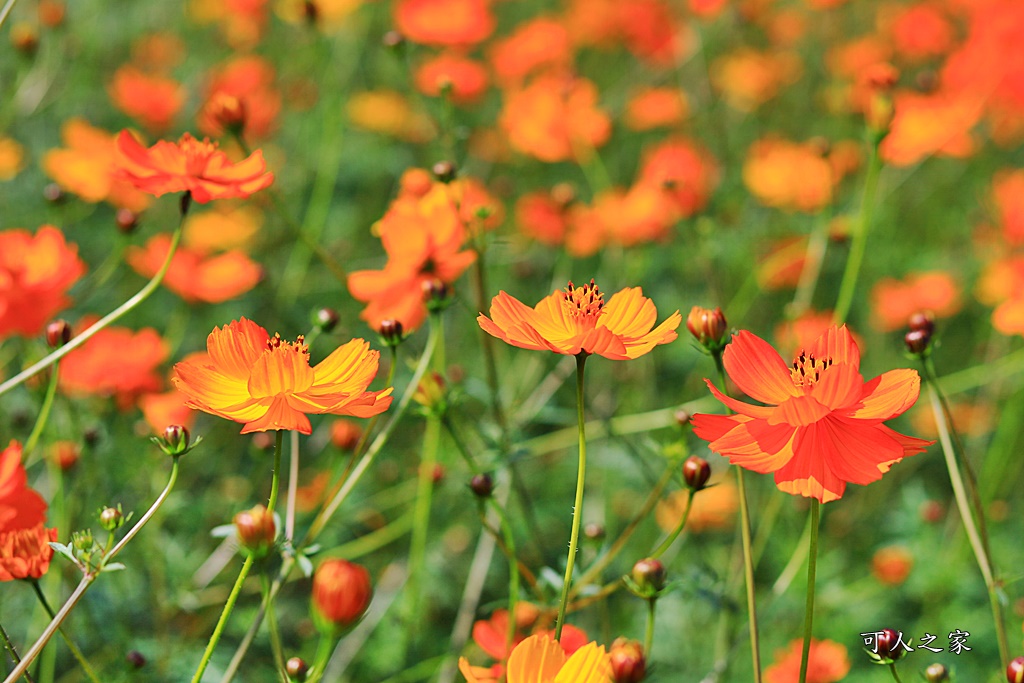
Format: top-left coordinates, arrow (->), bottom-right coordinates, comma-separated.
233,505 -> 276,558
38,0 -> 65,27
686,306 -> 728,351
378,318 -> 404,347
312,307 -> 339,333
204,93 -> 247,134
286,657 -> 309,682
871,545 -> 913,586
630,558 -> 666,598
682,455 -> 711,491
50,440 -> 80,470
925,663 -> 949,682
609,638 -> 646,683
1009,657 -> 1024,683
311,559 -> 372,634
11,23 -> 38,55
330,419 -> 362,450
116,208 -> 139,233
45,319 -> 72,348
432,160 -> 457,183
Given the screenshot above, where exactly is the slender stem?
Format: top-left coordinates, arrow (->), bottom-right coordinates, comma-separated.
267,431 -> 284,515
650,486 -> 695,559
23,360 -> 59,457
0,202 -> 189,397
833,140 -> 881,325
926,383 -> 1008,667
3,578 -> 93,683
109,456 -> 180,559
190,554 -> 255,683
405,414 -> 441,645
29,583 -> 101,683
285,430 -> 300,543
308,633 -> 334,683
261,575 -> 287,680
644,599 -> 656,659
489,499 -> 520,664
888,663 -> 903,683
0,0 -> 18,31
798,499 -> 821,683
475,510 -> 539,594
554,354 -> 588,641
0,620 -> 34,683
715,354 -> 761,683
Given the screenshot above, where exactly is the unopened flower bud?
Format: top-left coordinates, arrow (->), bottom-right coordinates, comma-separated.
682,456 -> 711,491
153,424 -> 193,457
551,182 -> 576,208
43,183 -> 64,204
312,307 -> 339,332
630,558 -> 666,597
11,23 -> 38,55
204,92 -> 247,135
686,306 -> 728,351
1008,657 -> 1024,683
378,318 -> 404,347
470,473 -> 493,498
925,663 -> 949,682
38,0 -> 65,27
286,657 -> 309,682
382,30 -> 405,50
413,371 -> 447,413
674,409 -> 691,426
311,559 -> 373,635
584,523 -> 605,541
609,638 -> 646,683
908,311 -> 935,335
100,506 -> 124,531
874,628 -> 907,662
50,441 -> 80,470
867,93 -> 894,140
45,319 -> 71,348
904,328 -> 931,356
432,160 -> 457,183
125,650 -> 146,669
115,208 -> 139,233
234,504 -> 276,558
330,419 -> 362,450
431,463 -> 445,484
422,277 -> 450,311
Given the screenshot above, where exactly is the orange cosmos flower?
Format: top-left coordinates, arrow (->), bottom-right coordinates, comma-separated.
992,169 -> 1024,245
478,280 -> 681,360
869,271 -> 961,332
183,204 -> 262,252
637,138 -> 719,218
109,66 -> 185,133
0,441 -> 57,581
188,0 -> 268,48
624,87 -> 689,131
115,130 -> 274,204
0,226 -> 86,339
886,3 -> 954,61
880,91 -> 981,167
126,233 -> 262,303
499,75 -> 611,163
394,0 -> 495,46
347,90 -> 435,142
691,326 -> 931,503
656,478 -> 738,533
414,52 -> 490,104
172,318 -> 393,434
60,323 -> 169,409
586,184 -> 677,247
764,638 -> 850,683
711,48 -> 802,112
977,255 -> 1024,336
0,137 -> 24,180
743,138 -> 835,213
42,119 -> 151,211
872,545 -> 914,586
199,55 -> 282,139
460,634 -> 611,683
489,17 -> 571,87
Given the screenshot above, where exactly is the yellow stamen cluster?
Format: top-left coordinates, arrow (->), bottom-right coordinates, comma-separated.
790,351 -> 833,387
266,332 -> 310,358
562,279 -> 605,319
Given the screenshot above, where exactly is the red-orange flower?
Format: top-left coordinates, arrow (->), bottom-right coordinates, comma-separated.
394,0 -> 495,46
0,441 -> 56,581
637,138 -> 718,218
478,280 -> 681,360
172,318 -> 393,434
691,326 -> 931,503
743,138 -> 835,213
489,17 -> 571,87
869,271 -> 961,332
764,638 -> 850,683
115,130 -> 274,203
414,52 -> 489,104
624,87 -> 689,131
0,226 -> 86,339
198,55 -> 282,139
60,324 -> 169,409
126,233 -> 262,303
108,66 -> 185,133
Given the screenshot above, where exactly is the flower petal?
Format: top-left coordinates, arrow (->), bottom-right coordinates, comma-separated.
809,362 -> 863,411
806,324 -> 860,369
247,346 -> 315,399
554,642 -> 612,683
598,287 -> 656,339
769,395 -> 831,427
723,330 -> 800,404
846,369 -> 921,420
704,378 -> 774,419
240,397 -> 312,434
691,413 -> 797,473
506,634 -> 566,683
207,318 -> 268,381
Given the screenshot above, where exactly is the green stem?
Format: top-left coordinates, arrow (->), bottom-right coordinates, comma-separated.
888,663 -> 903,683
832,139 -> 881,325
644,599 -> 656,659
650,486 -> 695,559
490,499 -> 520,664
261,575 -> 287,681
0,201 -> 189,397
267,430 -> 284,515
29,583 -> 101,683
191,554 -> 255,683
0,619 -> 34,683
798,499 -> 821,683
23,360 -> 59,458
715,354 -> 762,683
554,354 -> 588,641
405,414 -> 441,645
925,383 -> 1008,667
308,633 -> 334,683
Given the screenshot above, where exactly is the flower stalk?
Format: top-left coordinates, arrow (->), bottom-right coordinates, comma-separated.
798,499 -> 820,683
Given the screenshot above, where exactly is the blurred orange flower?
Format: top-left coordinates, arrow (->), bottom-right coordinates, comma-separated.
0,137 -> 24,180
478,280 -> 681,360
977,255 -> 1024,336
656,478 -> 738,533
188,0 -> 268,47
276,0 -> 362,31
871,545 -> 913,586
692,326 -> 931,503
587,184 -> 677,247
115,130 -> 274,203
60,324 -> 169,409
172,318 -> 393,434
414,52 -> 489,104
743,138 -> 835,213
885,3 -> 954,61
869,271 -> 961,332
460,634 -> 611,683
515,190 -> 573,247
624,87 -> 689,131
637,138 -> 718,218
0,441 -> 56,581
711,49 -> 802,111
489,17 -> 571,87
618,0 -> 682,66
992,169 -> 1024,246
757,237 -> 807,291
347,90 -> 435,142
199,55 -> 282,139
880,91 -> 980,167
109,66 -> 185,133
126,233 -> 262,303
775,311 -> 858,359
394,0 -> 495,46
42,119 -> 151,211
764,638 -> 850,683
499,75 -> 611,163
183,204 -> 263,252
0,226 -> 86,339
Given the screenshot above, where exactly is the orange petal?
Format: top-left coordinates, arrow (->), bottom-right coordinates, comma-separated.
599,287 -> 656,339
506,634 -> 566,683
704,378 -> 774,419
847,369 -> 920,420
809,362 -> 863,411
693,413 -> 797,473
553,642 -> 612,683
723,330 -> 800,404
807,324 -> 860,369
769,395 -> 831,427
207,318 -> 268,381
240,397 -> 312,434
622,309 -> 681,358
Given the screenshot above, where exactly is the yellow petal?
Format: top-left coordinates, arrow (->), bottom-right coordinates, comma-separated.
247,346 -> 315,399
553,642 -> 612,683
506,634 -> 566,683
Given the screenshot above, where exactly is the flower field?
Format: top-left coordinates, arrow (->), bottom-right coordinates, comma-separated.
1,0 -> 1023,682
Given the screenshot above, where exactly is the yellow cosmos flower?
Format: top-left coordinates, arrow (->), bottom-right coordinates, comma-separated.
172,318 -> 393,434
460,634 -> 612,683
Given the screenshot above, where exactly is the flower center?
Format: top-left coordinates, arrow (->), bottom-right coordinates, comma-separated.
266,333 -> 310,359
562,279 -> 605,319
178,133 -> 217,176
790,350 -> 833,387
